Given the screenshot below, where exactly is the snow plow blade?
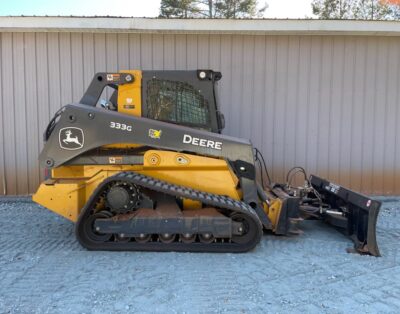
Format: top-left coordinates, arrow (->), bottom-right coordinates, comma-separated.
309,175 -> 381,257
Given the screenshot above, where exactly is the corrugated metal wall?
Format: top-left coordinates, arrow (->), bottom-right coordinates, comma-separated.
0,32 -> 399,195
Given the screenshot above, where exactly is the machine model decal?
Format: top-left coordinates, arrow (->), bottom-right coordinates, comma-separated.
59,127 -> 84,150
110,121 -> 132,132
148,129 -> 162,139
183,134 -> 222,150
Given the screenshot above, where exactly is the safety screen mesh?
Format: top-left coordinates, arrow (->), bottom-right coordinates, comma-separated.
146,78 -> 211,128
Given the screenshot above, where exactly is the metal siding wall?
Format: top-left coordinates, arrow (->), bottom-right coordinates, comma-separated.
0,33 -> 4,195
0,32 -> 399,195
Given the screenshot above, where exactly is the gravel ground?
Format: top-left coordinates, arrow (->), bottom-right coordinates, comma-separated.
0,197 -> 399,314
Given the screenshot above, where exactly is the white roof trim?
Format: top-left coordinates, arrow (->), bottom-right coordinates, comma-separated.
1,16 -> 400,35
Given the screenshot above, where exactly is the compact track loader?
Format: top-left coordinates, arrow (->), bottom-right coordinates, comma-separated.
33,70 -> 381,256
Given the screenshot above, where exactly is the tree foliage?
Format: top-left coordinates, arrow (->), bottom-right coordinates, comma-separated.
159,0 -> 267,18
311,0 -> 352,19
213,0 -> 267,18
311,0 -> 400,20
160,0 -> 201,18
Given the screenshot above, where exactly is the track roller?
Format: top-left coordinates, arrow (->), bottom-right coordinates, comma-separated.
159,233 -> 176,243
180,233 -> 196,243
199,233 -> 215,244
134,233 -> 152,243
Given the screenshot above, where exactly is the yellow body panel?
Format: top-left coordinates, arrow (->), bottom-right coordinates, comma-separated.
32,180 -> 87,221
141,150 -> 240,198
117,70 -> 142,117
182,199 -> 202,210
266,198 -> 283,233
33,150 -> 240,222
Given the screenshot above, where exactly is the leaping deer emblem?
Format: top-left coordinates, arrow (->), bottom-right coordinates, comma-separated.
63,130 -> 82,146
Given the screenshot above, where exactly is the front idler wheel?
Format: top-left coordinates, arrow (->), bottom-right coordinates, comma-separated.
83,210 -> 113,243
230,213 -> 258,245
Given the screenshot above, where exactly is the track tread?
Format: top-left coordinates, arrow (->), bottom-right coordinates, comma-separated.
76,171 -> 263,253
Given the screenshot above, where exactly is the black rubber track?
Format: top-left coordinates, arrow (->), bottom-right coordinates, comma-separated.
76,171 -> 263,253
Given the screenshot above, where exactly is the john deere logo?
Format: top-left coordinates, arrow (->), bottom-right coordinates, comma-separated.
59,127 -> 84,150
149,129 -> 162,139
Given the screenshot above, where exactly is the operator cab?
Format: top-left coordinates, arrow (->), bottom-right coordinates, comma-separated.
80,69 -> 225,133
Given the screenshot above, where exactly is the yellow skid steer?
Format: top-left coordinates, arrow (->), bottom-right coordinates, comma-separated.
33,70 -> 380,256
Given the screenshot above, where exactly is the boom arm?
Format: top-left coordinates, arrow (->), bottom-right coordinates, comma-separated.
40,103 -> 254,169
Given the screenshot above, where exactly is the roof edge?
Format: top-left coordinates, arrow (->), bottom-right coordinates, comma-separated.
1,17 -> 400,36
